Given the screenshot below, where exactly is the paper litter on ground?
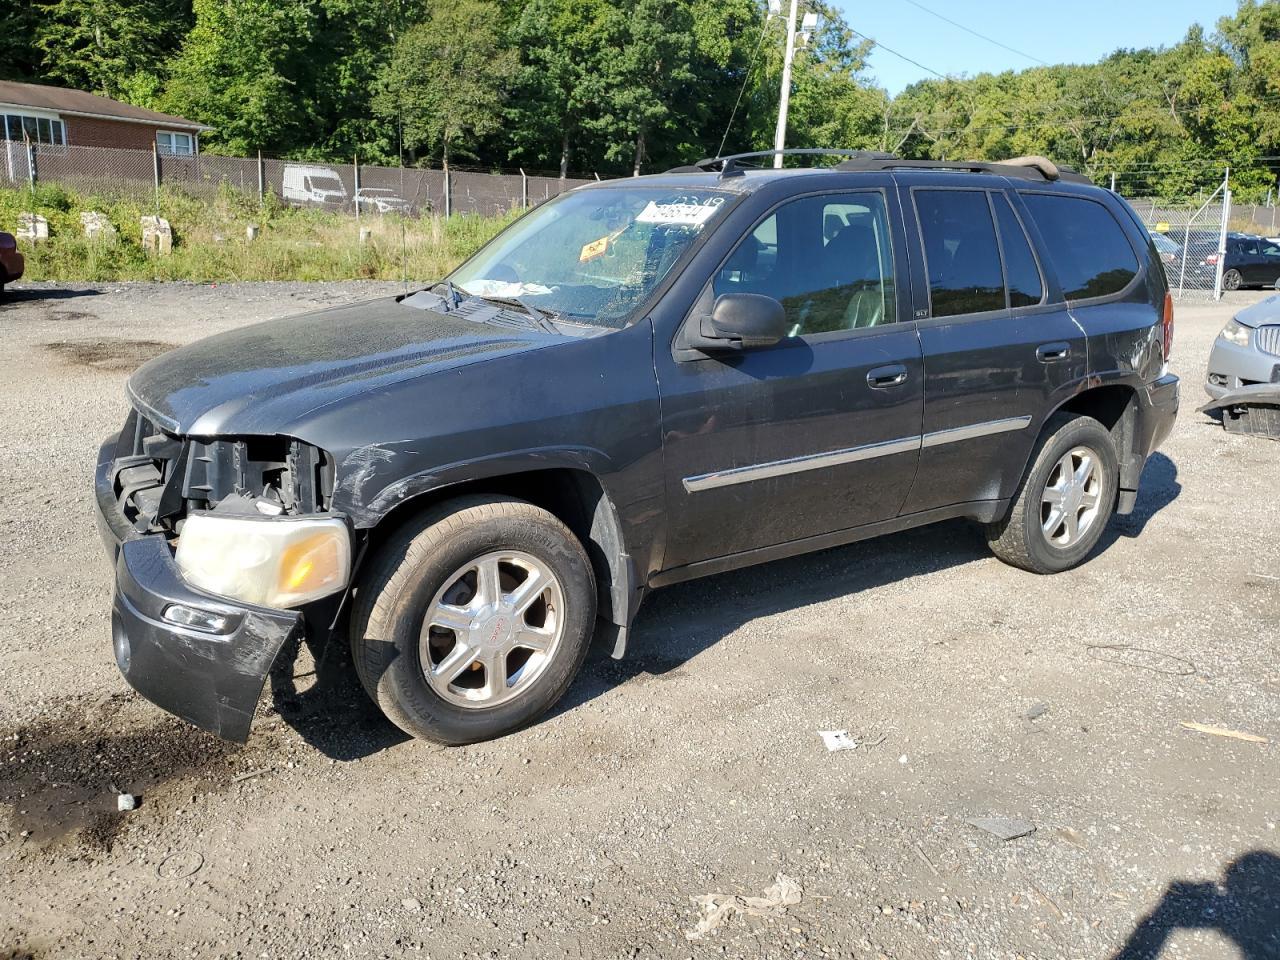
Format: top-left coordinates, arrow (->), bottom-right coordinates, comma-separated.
685,873 -> 803,940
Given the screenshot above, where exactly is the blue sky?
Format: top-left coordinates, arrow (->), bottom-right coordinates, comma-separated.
833,0 -> 1241,94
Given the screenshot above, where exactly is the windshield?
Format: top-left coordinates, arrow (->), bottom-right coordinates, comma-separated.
450,186 -> 733,327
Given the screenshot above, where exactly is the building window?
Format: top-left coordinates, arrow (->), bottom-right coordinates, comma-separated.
157,130 -> 195,156
2,113 -> 64,146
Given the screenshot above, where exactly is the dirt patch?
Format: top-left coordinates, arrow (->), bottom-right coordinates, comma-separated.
44,338 -> 176,371
0,694 -> 244,855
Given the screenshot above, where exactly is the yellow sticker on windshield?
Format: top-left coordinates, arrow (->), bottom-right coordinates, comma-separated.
580,235 -> 611,262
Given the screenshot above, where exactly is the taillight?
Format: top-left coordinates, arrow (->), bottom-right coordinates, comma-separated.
1205,254 -> 1219,265
1162,291 -> 1174,361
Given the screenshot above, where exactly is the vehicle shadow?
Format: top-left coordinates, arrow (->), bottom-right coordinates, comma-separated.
558,516 -> 990,715
0,286 -> 101,308
1109,851 -> 1280,959
1102,451 -> 1180,543
266,629 -> 412,761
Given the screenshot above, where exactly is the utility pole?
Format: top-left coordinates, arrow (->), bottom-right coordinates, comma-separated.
772,0 -> 800,169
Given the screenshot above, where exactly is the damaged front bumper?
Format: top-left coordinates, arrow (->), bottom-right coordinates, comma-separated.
1200,384 -> 1280,440
96,435 -> 303,742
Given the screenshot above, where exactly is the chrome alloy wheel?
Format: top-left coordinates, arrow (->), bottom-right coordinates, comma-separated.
1040,446 -> 1103,548
419,551 -> 565,709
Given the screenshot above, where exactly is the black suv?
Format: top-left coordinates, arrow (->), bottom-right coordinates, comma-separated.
96,151 -> 1179,745
1206,233 -> 1280,291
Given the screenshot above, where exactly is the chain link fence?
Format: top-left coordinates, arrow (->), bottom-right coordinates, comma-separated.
1113,170 -> 1236,301
0,141 -> 596,218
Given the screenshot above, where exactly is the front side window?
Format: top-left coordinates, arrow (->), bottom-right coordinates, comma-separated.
452,186 -> 733,328
1021,194 -> 1138,300
712,192 -> 897,335
915,189 -> 1005,317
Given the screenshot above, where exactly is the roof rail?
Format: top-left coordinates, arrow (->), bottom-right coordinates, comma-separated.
666,148 -> 898,178
834,153 -> 1093,184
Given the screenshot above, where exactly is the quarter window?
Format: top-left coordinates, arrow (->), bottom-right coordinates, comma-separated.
713,192 -> 897,336
1022,194 -> 1138,300
915,189 -> 1005,317
992,194 -> 1043,307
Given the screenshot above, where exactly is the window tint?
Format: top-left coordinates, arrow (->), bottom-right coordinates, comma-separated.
1022,194 -> 1139,300
915,190 -> 1005,317
713,192 -> 897,335
992,194 -> 1043,307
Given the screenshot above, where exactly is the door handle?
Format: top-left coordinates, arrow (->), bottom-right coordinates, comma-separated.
1036,342 -> 1071,362
867,364 -> 909,388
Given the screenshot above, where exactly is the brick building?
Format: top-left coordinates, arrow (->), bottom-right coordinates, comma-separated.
0,80 -> 210,155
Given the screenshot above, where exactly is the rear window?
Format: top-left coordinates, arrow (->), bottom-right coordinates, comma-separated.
1022,194 -> 1139,300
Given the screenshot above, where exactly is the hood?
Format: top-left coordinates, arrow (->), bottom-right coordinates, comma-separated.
1233,293 -> 1280,329
128,297 -> 551,436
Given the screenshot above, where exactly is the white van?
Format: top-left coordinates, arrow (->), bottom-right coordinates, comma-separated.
282,164 -> 347,206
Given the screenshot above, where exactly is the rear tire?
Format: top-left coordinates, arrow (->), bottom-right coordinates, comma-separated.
986,413 -> 1118,574
350,496 -> 596,744
1223,269 -> 1243,291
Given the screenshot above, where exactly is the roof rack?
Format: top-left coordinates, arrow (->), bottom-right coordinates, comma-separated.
666,149 -> 898,178
833,153 -> 1093,184
666,149 -> 1092,185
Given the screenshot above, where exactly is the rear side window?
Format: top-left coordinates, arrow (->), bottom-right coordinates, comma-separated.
992,194 -> 1043,307
915,190 -> 1004,317
1022,194 -> 1139,300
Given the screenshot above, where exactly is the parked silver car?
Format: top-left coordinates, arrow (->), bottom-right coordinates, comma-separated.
1205,294 -> 1280,399
1203,293 -> 1280,438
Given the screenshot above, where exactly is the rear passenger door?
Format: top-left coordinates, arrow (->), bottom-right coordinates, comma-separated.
898,185 -> 1088,515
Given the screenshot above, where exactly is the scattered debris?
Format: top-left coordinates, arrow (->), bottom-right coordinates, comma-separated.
156,851 -> 204,880
231,767 -> 274,783
1057,827 -> 1086,849
1086,644 -> 1196,677
911,841 -> 941,878
818,730 -> 859,752
1030,882 -> 1065,920
116,793 -> 138,812
685,873 -> 803,940
898,754 -> 909,765
966,817 -> 1036,841
1025,702 -> 1049,721
401,897 -> 423,913
1179,721 -> 1269,744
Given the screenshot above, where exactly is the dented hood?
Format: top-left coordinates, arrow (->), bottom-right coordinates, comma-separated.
127,297 -> 551,436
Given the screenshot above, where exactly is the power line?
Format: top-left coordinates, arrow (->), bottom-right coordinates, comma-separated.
850,28 -> 949,80
894,0 -> 1049,66
716,15 -> 773,158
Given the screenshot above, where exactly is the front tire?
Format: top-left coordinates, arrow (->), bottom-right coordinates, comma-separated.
986,413 -> 1118,574
350,496 -> 597,744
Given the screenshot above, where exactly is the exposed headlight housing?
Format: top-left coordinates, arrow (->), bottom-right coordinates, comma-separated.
175,514 -> 351,608
1219,319 -> 1251,347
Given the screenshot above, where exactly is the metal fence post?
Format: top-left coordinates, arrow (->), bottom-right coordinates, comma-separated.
152,142 -> 161,209
1110,172 -> 1117,193
443,167 -> 451,218
353,152 -> 360,224
257,150 -> 264,204
1213,168 -> 1231,301
520,168 -> 528,209
26,139 -> 35,191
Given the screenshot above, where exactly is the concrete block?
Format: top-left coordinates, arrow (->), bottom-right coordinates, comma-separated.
140,216 -> 172,255
17,213 -> 48,242
80,211 -> 117,242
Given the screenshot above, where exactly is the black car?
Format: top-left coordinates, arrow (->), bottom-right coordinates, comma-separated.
1206,233 -> 1280,291
96,151 -> 1179,746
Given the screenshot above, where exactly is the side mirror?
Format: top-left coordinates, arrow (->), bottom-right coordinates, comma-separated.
699,293 -> 788,351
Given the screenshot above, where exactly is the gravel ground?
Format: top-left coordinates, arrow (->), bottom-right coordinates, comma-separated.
0,280 -> 1277,960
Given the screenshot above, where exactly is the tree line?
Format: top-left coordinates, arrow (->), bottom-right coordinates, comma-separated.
2,0 -> 1278,199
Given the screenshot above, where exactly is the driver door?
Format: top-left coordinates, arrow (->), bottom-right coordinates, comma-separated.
654,187 -> 924,572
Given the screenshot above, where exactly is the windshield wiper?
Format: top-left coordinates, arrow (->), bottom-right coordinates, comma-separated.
473,295 -> 559,334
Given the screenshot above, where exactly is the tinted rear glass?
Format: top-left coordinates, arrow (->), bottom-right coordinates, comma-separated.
915,190 -> 1004,317
1022,194 -> 1139,300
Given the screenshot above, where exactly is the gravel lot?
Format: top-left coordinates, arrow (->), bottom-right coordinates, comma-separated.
1,281 -> 1277,960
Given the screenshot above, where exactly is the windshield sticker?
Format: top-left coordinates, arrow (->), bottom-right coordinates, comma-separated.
459,279 -> 554,298
635,198 -> 723,227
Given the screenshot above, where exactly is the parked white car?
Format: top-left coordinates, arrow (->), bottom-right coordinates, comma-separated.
354,188 -> 411,215
282,165 -> 347,207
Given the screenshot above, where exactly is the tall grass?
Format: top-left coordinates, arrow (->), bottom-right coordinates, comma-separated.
0,184 -> 517,283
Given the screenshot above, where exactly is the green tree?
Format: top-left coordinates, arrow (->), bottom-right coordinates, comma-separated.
375,0 -> 517,176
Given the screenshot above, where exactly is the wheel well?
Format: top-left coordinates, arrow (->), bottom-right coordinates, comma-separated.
360,469 -> 632,629
1055,384 -> 1141,490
